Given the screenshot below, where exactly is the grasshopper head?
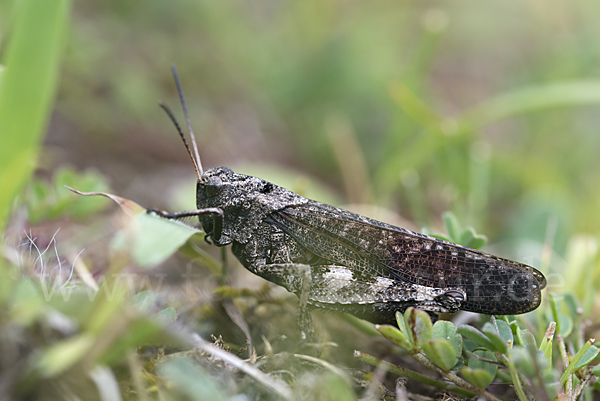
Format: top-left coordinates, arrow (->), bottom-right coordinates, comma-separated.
160,67 -> 307,245
195,167 -> 307,245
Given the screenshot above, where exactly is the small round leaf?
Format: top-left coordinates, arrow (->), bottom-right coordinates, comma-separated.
422,339 -> 459,371
468,349 -> 498,379
377,324 -> 412,351
461,367 -> 493,390
457,325 -> 495,351
432,320 -> 462,359
482,322 -> 508,353
405,308 -> 433,348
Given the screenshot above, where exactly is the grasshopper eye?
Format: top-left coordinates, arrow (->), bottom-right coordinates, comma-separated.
205,176 -> 223,197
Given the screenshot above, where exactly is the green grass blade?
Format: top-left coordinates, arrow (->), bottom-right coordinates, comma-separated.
0,0 -> 71,231
460,81 -> 600,130
559,340 -> 595,386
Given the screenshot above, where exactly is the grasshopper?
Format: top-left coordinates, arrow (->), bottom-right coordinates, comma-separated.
150,67 -> 546,342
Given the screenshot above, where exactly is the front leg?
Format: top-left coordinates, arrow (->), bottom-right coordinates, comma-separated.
147,207 -> 223,242
253,262 -> 317,345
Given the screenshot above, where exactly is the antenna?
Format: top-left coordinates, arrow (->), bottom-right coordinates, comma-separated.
171,65 -> 203,175
159,103 -> 202,180
158,66 -> 203,180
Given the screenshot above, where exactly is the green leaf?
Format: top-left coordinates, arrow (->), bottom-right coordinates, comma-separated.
562,293 -> 582,348
562,293 -> 579,318
557,313 -> 573,338
432,320 -> 462,359
462,337 -> 480,353
461,367 -> 493,390
377,324 -> 412,351
395,310 -> 410,341
495,319 -> 513,347
481,321 -> 508,353
510,321 -> 523,346
157,307 -> 177,323
404,307 -> 432,349
518,330 -> 537,348
442,211 -> 461,243
467,233 -> 487,250
560,340 -> 595,385
549,293 -> 573,337
459,227 -> 475,248
468,349 -> 498,382
573,345 -> 600,370
457,226 -> 488,249
133,212 -> 201,268
0,0 -> 72,231
422,339 -> 459,371
510,320 -> 536,348
342,314 -> 381,337
457,325 -> 495,351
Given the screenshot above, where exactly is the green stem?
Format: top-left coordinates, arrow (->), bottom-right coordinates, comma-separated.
504,351 -> 529,401
572,372 -> 592,400
355,351 -> 475,398
549,294 -> 561,335
556,335 -> 571,400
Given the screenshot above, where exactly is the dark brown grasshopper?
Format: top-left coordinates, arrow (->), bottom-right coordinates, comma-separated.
150,67 -> 546,341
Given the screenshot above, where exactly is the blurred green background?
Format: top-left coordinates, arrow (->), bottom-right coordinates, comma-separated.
3,0 -> 600,398
2,0 -> 600,318
4,0 -> 598,259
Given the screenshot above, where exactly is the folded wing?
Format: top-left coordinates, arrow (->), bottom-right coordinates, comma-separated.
267,201 -> 545,314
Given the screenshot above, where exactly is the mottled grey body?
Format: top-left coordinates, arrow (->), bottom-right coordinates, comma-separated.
190,167 -> 546,327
